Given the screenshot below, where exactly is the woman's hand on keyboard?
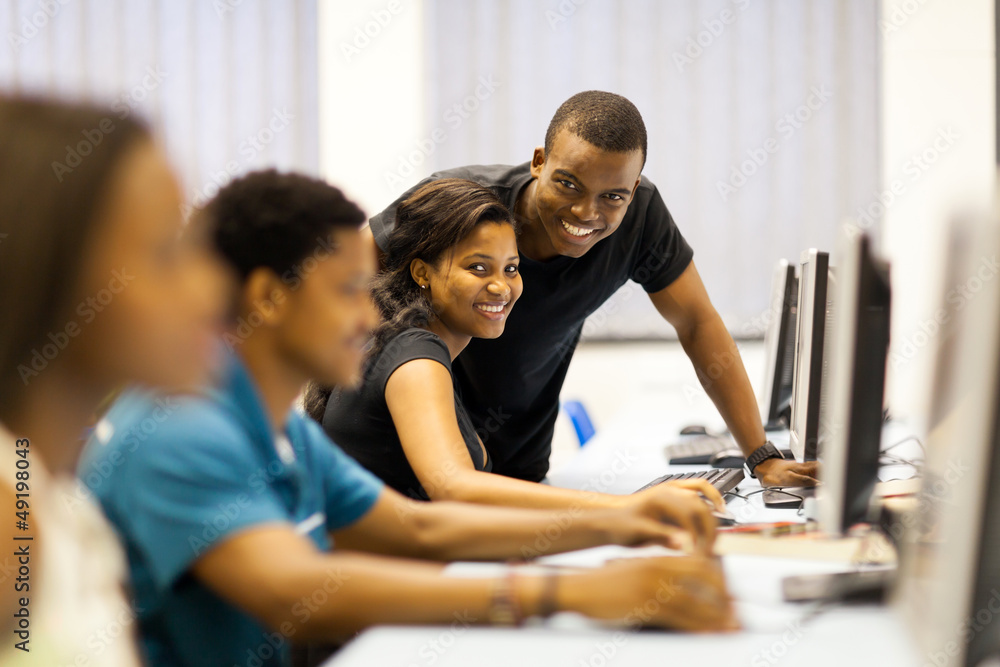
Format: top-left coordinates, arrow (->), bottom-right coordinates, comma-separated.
623,482 -> 724,555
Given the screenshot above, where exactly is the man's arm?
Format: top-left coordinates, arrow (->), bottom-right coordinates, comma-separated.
649,261 -> 819,487
191,524 -> 736,639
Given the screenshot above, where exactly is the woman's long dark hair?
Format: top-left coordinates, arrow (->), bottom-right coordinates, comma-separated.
0,96 -> 150,420
303,178 -> 515,423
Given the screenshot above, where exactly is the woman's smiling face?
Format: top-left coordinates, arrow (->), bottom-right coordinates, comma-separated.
416,221 -> 523,340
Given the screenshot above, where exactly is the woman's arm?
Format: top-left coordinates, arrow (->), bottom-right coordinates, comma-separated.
386,358 -> 723,552
333,487 -> 692,561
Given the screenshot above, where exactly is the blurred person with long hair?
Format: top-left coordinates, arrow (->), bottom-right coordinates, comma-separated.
0,96 -> 226,665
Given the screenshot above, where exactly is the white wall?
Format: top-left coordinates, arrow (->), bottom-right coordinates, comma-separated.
419,0 -> 882,338
0,0 -> 320,206
879,0 -> 995,420
318,0 -> 426,217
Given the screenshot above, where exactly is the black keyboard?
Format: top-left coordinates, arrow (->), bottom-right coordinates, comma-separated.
665,435 -> 736,464
665,436 -> 792,465
633,468 -> 745,495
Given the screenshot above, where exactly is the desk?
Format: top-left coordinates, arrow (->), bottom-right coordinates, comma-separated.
324,394 -> 923,667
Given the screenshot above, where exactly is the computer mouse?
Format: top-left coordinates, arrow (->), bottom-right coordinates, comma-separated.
712,509 -> 738,527
700,497 -> 738,526
709,449 -> 746,469
679,424 -> 709,436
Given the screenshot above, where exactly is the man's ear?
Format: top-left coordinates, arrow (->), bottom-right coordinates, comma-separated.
529,146 -> 545,178
409,258 -> 432,290
242,268 -> 289,326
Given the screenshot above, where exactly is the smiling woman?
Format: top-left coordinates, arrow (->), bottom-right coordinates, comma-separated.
310,178 -> 521,499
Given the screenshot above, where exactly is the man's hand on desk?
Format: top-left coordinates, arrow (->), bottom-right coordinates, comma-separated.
619,481 -> 725,555
755,458 -> 820,487
568,556 -> 739,632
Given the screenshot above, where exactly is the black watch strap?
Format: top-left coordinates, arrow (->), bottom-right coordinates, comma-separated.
746,441 -> 782,479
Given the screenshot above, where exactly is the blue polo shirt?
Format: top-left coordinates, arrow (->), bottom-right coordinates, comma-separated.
78,352 -> 383,667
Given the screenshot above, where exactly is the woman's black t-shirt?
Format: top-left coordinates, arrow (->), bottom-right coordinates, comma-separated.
321,328 -> 491,500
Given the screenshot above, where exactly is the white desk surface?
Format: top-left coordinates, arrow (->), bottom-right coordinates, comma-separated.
325,394 -> 923,667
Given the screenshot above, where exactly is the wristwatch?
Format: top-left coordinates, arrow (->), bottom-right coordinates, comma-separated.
745,441 -> 783,479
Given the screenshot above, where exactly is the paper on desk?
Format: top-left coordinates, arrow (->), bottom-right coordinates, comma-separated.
535,544 -> 682,568
443,532 -> 894,579
715,532 -> 896,564
442,544 -> 682,578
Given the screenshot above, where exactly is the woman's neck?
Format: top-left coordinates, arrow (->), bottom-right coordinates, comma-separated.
423,318 -> 471,361
4,369 -> 110,476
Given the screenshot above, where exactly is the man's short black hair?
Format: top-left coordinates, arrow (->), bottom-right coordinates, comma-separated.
544,91 -> 647,166
206,169 -> 366,283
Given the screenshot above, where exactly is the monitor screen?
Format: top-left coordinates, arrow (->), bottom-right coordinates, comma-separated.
789,249 -> 832,461
817,226 -> 891,535
760,260 -> 798,429
895,207 -> 1000,667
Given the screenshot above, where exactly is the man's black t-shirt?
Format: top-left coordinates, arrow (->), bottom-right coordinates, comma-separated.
321,328 -> 491,500
369,163 -> 693,482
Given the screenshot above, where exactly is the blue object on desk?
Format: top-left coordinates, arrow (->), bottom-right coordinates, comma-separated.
561,400 -> 595,446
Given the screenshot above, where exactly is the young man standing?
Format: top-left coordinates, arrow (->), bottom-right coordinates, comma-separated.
78,171 -> 734,667
367,91 -> 818,488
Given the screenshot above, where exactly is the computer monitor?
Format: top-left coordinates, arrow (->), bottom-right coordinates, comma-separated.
789,249 -> 834,461
895,208 -> 1000,667
759,259 -> 798,430
816,226 -> 891,535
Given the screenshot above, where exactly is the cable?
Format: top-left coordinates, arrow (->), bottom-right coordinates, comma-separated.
883,435 -> 925,455
879,453 -> 923,470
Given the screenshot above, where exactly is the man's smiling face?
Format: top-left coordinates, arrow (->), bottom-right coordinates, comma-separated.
526,128 -> 644,259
